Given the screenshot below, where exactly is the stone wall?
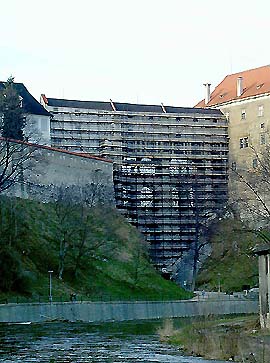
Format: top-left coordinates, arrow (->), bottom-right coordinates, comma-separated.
0,299 -> 258,323
5,140 -> 115,206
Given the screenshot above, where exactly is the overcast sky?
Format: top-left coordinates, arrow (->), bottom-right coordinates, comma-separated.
1,0 -> 269,107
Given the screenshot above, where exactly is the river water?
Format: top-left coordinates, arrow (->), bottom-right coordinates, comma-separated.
0,320 -> 228,363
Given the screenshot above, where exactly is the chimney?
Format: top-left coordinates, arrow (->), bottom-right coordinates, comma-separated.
40,94 -> 48,105
203,83 -> 211,105
237,77 -> 243,97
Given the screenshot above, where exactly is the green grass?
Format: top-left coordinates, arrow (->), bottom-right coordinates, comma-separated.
0,196 -> 192,302
196,219 -> 261,292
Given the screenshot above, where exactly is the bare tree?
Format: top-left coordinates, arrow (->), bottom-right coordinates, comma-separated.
52,186 -> 78,280
230,146 -> 270,235
52,179 -> 112,280
71,182 -> 112,278
172,208 -> 223,291
0,138 -> 37,194
130,238 -> 149,286
0,78 -> 41,195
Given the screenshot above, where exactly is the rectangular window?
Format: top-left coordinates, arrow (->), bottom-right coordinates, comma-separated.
241,109 -> 246,120
239,138 -> 244,149
240,137 -> 249,148
260,133 -> 266,145
231,162 -> 237,171
258,105 -> 264,117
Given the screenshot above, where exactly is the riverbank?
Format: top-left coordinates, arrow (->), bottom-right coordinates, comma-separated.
158,315 -> 270,362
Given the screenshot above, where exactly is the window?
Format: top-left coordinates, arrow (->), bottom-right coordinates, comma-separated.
231,162 -> 237,171
260,133 -> 266,145
240,137 -> 249,149
258,105 -> 264,117
241,109 -> 246,120
260,123 -> 265,129
239,138 -> 244,149
253,159 -> 258,168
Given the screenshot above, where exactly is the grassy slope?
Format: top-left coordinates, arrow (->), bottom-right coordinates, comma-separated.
196,218 -> 261,292
0,197 -> 191,302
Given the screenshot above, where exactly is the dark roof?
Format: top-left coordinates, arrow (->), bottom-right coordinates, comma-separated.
164,106 -> 220,115
114,102 -> 162,113
253,244 -> 270,255
45,97 -> 222,116
0,82 -> 50,116
47,98 -> 113,111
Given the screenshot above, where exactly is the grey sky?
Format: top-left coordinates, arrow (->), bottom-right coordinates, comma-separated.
1,0 -> 269,107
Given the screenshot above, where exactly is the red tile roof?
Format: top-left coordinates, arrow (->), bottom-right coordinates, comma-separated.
0,137 -> 113,163
195,65 -> 270,108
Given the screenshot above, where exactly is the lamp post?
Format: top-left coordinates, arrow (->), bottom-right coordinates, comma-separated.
218,272 -> 221,294
48,270 -> 53,303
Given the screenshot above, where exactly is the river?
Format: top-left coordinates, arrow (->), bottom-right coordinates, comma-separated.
0,320 -> 228,363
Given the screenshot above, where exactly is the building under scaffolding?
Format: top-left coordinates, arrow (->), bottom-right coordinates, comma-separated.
40,96 -> 228,274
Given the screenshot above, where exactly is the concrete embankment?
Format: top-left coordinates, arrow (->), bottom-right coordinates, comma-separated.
0,299 -> 258,323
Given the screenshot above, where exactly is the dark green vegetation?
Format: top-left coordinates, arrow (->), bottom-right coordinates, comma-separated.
0,77 -> 25,141
0,77 -> 35,194
158,315 -> 270,362
0,196 -> 191,302
196,218 -> 261,292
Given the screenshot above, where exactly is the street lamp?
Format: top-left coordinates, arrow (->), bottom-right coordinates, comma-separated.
218,272 -> 221,294
48,270 -> 53,303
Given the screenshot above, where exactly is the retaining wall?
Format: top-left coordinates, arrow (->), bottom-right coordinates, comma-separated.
0,299 -> 259,323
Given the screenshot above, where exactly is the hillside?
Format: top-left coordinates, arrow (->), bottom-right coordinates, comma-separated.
0,196 -> 191,302
196,218 -> 261,292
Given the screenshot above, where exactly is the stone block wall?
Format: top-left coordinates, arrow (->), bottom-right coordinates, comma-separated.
5,140 -> 115,206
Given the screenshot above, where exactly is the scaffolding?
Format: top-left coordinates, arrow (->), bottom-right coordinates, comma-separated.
46,100 -> 228,272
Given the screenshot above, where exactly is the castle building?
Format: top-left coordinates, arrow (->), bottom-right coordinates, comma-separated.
0,82 -> 114,209
40,95 -> 228,273
195,65 -> 270,173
